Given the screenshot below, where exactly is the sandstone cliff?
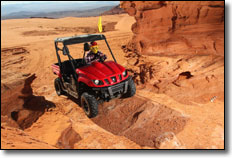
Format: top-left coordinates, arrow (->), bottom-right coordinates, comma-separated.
121,1 -> 224,56
120,1 -> 224,105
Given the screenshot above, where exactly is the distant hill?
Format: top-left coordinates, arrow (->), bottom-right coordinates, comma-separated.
102,5 -> 126,15
1,5 -> 116,20
1,1 -> 119,15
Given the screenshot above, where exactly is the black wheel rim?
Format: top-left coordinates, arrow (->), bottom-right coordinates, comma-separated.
82,98 -> 90,115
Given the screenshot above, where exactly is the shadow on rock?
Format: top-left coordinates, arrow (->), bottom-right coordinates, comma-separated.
2,74 -> 56,130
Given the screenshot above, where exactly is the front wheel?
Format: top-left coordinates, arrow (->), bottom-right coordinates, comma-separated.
81,92 -> 98,118
124,78 -> 136,98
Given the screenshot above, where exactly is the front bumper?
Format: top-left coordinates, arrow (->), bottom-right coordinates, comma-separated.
92,76 -> 131,100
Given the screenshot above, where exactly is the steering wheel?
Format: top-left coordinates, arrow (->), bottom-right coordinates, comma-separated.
99,57 -> 105,63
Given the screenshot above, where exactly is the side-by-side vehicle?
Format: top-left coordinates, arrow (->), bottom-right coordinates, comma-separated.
52,34 -> 136,118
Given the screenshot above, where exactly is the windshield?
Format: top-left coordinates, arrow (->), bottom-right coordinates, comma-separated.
63,40 -> 115,62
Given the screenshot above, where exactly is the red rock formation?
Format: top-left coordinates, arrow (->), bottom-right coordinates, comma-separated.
92,96 -> 188,148
120,1 -> 224,105
120,1 -> 224,56
1,125 -> 57,149
118,2 -> 224,149
1,74 -> 55,129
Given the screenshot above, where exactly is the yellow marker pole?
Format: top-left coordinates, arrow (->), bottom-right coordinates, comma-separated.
98,16 -> 102,33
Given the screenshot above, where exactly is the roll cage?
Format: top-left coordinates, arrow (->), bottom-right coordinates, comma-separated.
54,34 -> 117,83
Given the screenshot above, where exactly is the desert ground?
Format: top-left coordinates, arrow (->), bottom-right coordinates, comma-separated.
1,11 -> 224,149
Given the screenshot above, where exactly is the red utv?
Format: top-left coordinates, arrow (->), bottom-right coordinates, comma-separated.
52,34 -> 136,118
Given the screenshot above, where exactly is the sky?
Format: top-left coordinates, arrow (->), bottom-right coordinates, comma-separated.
1,1 -> 117,5
1,1 -> 120,16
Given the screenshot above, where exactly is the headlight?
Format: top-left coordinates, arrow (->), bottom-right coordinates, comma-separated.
94,80 -> 99,85
92,80 -> 103,85
122,70 -> 127,77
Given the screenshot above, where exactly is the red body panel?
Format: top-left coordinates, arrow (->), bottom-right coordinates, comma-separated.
51,64 -> 62,78
52,60 -> 128,87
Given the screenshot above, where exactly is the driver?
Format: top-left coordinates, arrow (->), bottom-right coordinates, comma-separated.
85,41 -> 107,64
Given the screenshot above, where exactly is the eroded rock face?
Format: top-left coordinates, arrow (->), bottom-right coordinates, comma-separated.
120,1 -> 224,105
1,74 -> 55,129
92,96 -> 188,148
120,1 -> 224,56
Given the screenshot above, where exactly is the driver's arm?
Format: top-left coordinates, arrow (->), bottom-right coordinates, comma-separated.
85,52 -> 94,63
98,51 -> 107,61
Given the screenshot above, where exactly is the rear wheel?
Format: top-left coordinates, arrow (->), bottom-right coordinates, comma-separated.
54,78 -> 64,96
81,92 -> 98,118
124,78 -> 136,97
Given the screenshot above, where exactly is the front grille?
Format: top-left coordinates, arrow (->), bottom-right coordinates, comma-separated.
118,74 -> 122,80
111,82 -> 124,93
111,76 -> 117,83
104,79 -> 110,84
